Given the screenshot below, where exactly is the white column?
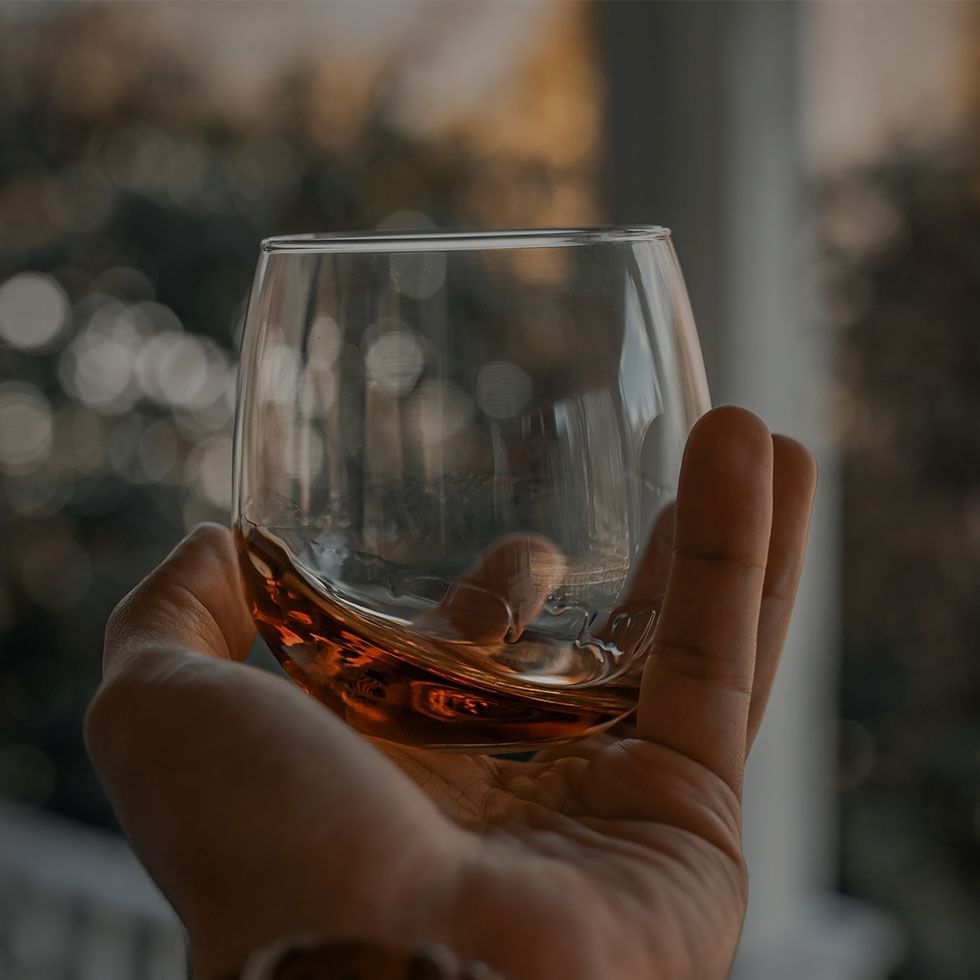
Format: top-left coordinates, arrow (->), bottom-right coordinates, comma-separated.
716,6 -> 900,973
601,3 -> 902,976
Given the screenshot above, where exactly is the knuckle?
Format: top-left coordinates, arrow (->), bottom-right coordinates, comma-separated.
105,591 -> 136,639
674,545 -> 767,572
103,590 -> 141,673
651,640 -> 754,697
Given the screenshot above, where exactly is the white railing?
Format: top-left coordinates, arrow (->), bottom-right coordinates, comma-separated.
0,801 -> 184,980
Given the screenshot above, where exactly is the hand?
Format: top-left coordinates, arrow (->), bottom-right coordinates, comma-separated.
85,406 -> 816,980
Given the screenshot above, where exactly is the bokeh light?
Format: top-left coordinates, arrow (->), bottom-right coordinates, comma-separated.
131,300 -> 183,335
287,421 -> 325,482
0,0 -> 602,856
0,272 -> 70,351
155,334 -> 211,408
258,343 -> 300,408
20,533 -> 92,611
364,328 -> 425,396
106,414 -> 145,481
186,434 -> 233,510
476,360 -> 532,419
389,250 -> 446,300
59,301 -> 142,413
53,405 -> 107,474
407,379 -> 473,444
0,381 -> 54,471
3,470 -> 73,517
310,314 -> 342,367
298,369 -> 337,420
135,330 -> 182,402
93,266 -> 154,302
138,418 -> 179,482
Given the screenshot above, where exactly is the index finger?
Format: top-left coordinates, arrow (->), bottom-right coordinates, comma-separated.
636,406 -> 773,793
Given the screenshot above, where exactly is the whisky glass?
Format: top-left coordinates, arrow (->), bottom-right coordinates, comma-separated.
233,228 -> 709,752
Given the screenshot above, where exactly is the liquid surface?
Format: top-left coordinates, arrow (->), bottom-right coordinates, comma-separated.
236,525 -> 645,751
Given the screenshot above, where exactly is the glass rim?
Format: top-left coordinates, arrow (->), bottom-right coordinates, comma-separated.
260,225 -> 671,254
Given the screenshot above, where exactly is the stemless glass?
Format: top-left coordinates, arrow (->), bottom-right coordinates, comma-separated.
233,228 -> 710,752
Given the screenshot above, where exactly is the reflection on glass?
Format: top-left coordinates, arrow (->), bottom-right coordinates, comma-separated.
234,228 -> 710,752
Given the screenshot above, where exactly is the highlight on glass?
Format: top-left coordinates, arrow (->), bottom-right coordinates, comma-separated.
233,227 -> 710,752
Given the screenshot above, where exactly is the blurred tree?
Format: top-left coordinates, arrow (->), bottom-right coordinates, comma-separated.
825,140 -> 980,979
0,1 -> 600,829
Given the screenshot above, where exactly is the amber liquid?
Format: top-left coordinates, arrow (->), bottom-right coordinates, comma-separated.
236,525 -> 641,751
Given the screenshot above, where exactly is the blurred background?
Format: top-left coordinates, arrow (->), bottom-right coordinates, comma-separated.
0,1 -> 977,978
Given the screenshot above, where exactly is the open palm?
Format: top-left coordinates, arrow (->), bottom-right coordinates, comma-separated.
86,407 -> 816,980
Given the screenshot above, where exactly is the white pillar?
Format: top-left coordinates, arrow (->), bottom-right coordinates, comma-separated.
601,3 -> 901,976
